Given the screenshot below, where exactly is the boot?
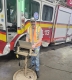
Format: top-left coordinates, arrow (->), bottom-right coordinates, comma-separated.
35,71 -> 39,78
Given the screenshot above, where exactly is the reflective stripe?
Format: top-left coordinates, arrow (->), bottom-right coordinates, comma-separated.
27,26 -> 41,47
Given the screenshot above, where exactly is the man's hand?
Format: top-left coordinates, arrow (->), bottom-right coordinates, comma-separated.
32,44 -> 36,49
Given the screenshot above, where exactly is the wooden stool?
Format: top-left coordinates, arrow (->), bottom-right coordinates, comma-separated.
13,40 -> 37,80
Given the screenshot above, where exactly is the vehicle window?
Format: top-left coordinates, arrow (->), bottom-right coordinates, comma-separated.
0,0 -> 2,12
7,0 -> 17,23
42,5 -> 53,21
24,0 -> 40,19
7,0 -> 17,32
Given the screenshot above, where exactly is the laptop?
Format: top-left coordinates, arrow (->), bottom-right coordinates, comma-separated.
19,40 -> 32,49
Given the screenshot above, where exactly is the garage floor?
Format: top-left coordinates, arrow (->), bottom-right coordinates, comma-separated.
0,43 -> 72,80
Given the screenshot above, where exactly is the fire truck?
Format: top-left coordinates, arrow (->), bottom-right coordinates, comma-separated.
0,0 -> 72,56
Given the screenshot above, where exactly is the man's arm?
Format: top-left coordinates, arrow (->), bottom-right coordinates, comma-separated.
26,31 -> 29,42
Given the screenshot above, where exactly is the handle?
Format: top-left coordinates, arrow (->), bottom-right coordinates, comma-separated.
8,34 -> 11,35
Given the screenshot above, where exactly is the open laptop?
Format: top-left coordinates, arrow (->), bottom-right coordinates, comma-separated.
19,40 -> 32,49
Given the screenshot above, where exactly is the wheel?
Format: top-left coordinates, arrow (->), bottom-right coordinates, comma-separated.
71,39 -> 72,44
14,35 -> 26,52
14,35 -> 26,59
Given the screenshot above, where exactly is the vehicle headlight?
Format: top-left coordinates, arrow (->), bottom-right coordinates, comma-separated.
3,43 -> 10,55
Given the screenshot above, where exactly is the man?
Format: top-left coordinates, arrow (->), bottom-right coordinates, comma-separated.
26,17 -> 43,78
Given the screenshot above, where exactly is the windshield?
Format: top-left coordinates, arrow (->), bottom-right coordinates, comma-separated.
24,0 -> 40,19
0,0 -> 2,12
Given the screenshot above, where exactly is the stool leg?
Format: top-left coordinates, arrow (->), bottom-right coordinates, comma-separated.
24,56 -> 27,76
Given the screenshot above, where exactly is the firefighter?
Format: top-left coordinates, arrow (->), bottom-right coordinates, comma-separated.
26,17 -> 43,78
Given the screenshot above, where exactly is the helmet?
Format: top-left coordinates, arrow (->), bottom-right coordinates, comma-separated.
30,17 -> 36,22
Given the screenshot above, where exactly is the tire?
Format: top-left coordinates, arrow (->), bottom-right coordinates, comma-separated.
71,39 -> 72,44
14,35 -> 26,52
14,35 -> 26,59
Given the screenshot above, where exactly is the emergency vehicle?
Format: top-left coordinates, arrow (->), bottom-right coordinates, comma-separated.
0,0 -> 72,56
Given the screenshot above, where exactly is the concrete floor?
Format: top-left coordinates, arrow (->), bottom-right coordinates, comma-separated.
0,43 -> 72,80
